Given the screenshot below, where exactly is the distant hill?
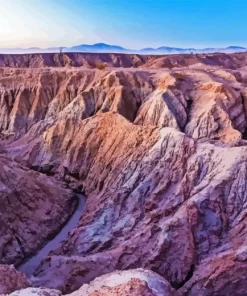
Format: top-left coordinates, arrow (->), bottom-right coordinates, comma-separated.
69,43 -> 127,53
139,45 -> 247,54
0,43 -> 246,54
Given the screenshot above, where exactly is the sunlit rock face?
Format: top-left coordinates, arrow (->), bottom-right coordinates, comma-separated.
65,269 -> 176,296
8,269 -> 175,296
2,52 -> 247,295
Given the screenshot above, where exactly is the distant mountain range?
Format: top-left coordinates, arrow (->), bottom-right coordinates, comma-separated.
0,43 -> 246,55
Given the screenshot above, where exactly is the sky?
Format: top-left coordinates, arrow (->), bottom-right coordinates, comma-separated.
0,0 -> 247,49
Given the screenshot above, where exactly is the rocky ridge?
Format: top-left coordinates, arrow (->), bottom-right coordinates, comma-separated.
1,51 -> 247,69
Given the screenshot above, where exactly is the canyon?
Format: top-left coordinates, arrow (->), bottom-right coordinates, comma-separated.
1,52 -> 247,295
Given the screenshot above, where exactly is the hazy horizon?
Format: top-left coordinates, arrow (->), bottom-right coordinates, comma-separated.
1,0 -> 247,49
0,42 -> 246,51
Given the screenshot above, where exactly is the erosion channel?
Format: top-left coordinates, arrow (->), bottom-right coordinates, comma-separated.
18,194 -> 86,277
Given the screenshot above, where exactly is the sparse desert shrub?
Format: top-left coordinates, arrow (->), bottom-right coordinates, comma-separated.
175,73 -> 185,80
96,63 -> 106,70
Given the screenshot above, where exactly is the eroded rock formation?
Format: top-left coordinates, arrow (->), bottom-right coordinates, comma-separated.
0,155 -> 75,265
0,265 -> 29,294
65,269 -> 176,296
7,269 -> 175,296
1,52 -> 247,295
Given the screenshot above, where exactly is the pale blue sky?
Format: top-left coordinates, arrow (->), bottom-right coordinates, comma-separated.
0,0 -> 247,49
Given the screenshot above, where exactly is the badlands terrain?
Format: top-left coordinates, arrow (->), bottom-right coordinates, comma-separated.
1,51 -> 247,295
